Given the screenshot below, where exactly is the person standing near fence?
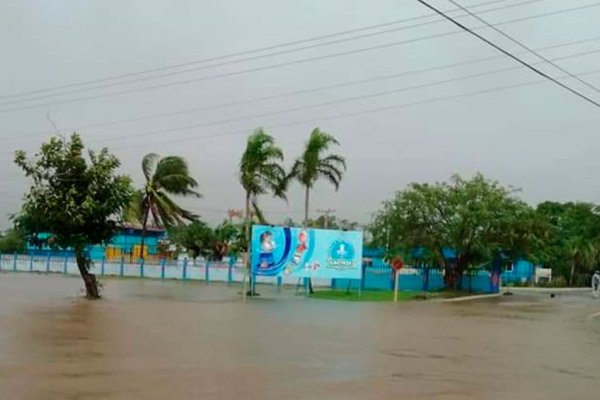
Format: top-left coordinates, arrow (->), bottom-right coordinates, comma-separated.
592,270 -> 600,298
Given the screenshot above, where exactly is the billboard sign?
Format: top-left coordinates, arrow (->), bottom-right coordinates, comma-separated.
251,225 -> 363,279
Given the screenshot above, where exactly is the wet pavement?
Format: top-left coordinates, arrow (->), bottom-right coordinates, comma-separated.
1,272 -> 599,400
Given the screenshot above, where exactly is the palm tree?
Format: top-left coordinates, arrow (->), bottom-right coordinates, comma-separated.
123,189 -> 144,225
239,129 -> 287,293
290,128 -> 346,227
290,128 -> 346,293
136,153 -> 201,259
565,237 -> 598,285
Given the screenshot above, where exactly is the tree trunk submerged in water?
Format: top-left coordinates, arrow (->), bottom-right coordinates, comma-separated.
75,245 -> 100,299
139,205 -> 150,261
443,263 -> 463,291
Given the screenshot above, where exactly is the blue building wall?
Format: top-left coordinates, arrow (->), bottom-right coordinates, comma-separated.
26,227 -> 165,261
460,271 -> 493,293
331,247 -> 519,293
501,259 -> 535,284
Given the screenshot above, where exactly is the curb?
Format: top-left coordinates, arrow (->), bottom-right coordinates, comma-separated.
587,311 -> 600,321
437,293 -> 501,303
506,287 -> 590,293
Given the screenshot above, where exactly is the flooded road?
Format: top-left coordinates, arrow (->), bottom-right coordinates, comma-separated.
1,273 -> 599,399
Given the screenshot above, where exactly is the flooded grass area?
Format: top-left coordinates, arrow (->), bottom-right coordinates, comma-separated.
310,289 -> 424,301
1,272 -> 600,399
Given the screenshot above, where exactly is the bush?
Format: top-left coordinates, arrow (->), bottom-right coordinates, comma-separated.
538,276 -> 568,288
0,228 -> 26,254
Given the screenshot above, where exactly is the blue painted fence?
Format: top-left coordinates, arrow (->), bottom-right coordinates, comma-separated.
0,253 -> 497,293
333,266 -> 494,293
0,253 -> 248,285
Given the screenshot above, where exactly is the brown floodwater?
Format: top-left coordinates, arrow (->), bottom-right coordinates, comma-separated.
1,272 -> 599,400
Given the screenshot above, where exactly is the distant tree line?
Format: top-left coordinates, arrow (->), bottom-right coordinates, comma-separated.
12,129 -> 599,298
369,174 -> 600,286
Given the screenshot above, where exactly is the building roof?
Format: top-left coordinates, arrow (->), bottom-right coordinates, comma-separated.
120,223 -> 165,233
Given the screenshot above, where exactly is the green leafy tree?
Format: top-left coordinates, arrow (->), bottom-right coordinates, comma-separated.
290,128 -> 346,225
239,128 -> 287,250
213,221 -> 244,260
0,227 -> 26,254
534,202 -> 600,284
370,174 -> 539,288
564,238 -> 597,285
168,221 -> 214,259
14,134 -> 133,298
136,153 -> 201,258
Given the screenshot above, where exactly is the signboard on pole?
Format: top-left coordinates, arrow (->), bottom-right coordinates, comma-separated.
251,225 -> 363,279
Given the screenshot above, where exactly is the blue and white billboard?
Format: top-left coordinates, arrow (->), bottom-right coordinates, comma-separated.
251,225 -> 363,279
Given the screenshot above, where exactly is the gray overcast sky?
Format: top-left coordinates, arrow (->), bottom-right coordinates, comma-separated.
1,0 -> 600,229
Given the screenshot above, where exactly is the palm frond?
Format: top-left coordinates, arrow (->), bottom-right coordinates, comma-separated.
322,154 -> 346,170
154,157 -> 193,182
141,153 -> 160,182
291,127 -> 345,190
123,190 -> 144,224
153,192 -> 197,229
140,153 -> 200,230
239,128 -> 287,200
156,174 -> 201,197
318,163 -> 344,182
318,168 -> 342,191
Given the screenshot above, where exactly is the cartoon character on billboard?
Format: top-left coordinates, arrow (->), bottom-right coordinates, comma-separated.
258,231 -> 275,269
292,229 -> 308,265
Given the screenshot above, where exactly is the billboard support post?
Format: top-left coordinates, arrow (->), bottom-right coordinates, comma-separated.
394,270 -> 399,302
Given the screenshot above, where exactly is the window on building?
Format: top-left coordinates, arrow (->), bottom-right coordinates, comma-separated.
505,262 -> 513,272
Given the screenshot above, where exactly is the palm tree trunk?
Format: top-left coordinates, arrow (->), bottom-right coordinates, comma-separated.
139,205 -> 150,261
304,186 -> 310,226
304,186 -> 314,294
245,193 -> 251,251
245,192 -> 254,295
569,261 -> 576,286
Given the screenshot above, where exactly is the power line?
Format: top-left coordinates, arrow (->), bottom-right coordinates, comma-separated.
102,66 -> 600,152
3,61 -> 599,167
447,0 -> 600,93
1,2 -> 598,114
415,0 -> 600,109
0,0 -> 542,106
78,47 -> 600,147
0,0 -> 528,100
7,34 -> 599,143
2,67 -> 599,191
3,64 -> 600,165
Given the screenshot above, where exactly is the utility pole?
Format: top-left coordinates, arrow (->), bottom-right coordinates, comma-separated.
316,208 -> 336,229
